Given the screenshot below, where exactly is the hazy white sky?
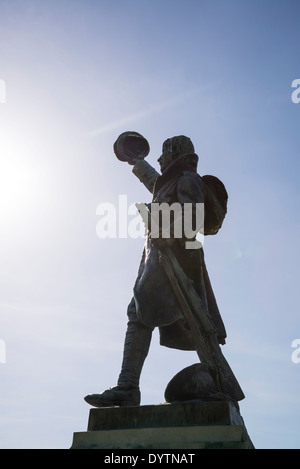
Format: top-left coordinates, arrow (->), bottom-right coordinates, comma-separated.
0,0 -> 299,449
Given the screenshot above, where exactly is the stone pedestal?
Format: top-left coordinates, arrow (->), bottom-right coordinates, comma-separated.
71,400 -> 254,449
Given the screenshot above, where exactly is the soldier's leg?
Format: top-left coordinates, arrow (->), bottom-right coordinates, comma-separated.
84,299 -> 153,407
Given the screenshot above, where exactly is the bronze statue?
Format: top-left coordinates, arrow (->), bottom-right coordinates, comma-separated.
84,132 -> 244,407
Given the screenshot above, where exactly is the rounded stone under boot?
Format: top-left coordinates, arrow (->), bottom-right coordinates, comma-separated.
84,385 -> 141,407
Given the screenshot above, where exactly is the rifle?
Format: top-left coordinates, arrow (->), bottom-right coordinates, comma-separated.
135,203 -> 245,402
159,247 -> 245,402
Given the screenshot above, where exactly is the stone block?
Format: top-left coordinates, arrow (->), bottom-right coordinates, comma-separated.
71,400 -> 254,449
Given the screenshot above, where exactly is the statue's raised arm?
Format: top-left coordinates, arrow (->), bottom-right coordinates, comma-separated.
113,131 -> 159,193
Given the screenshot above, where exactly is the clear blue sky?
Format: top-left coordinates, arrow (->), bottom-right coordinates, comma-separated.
0,0 -> 299,449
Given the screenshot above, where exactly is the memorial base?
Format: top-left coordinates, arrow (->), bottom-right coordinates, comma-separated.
71,400 -> 254,449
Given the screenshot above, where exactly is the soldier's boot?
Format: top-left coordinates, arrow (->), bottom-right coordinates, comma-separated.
84,318 -> 152,407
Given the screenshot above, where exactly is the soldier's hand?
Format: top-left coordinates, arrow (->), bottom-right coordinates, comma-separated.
127,158 -> 137,166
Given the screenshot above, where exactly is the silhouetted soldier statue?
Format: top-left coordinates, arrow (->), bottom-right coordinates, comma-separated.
85,133 -> 244,408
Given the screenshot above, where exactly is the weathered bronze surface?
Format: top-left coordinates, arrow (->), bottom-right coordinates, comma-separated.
84,133 -> 244,408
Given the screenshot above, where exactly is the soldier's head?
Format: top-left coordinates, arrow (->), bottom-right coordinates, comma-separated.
158,135 -> 195,172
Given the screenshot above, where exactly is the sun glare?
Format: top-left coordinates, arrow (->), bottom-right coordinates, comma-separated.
0,157 -> 36,213
0,128 -> 42,240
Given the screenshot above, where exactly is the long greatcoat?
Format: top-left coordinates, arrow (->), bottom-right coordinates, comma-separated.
129,153 -> 227,351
